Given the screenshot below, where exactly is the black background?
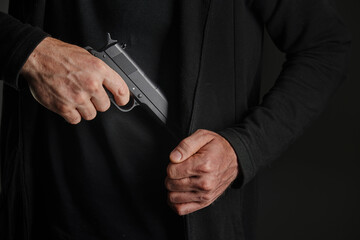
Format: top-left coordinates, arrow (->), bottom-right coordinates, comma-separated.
0,0 -> 359,239
258,1 -> 360,239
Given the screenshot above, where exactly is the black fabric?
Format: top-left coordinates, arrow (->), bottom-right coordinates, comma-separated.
0,12 -> 48,89
2,1 -> 186,240
0,0 -> 351,240
28,106 -> 184,240
35,1 -> 186,239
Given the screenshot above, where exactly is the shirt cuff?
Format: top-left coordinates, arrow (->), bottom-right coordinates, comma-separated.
4,25 -> 49,90
217,128 -> 256,189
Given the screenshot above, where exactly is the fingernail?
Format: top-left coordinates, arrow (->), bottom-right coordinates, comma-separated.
171,150 -> 182,162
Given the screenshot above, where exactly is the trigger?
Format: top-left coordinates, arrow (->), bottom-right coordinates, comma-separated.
110,95 -> 139,113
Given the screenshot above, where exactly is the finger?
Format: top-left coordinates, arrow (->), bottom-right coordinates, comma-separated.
171,202 -> 212,216
76,101 -> 97,121
166,152 -> 214,179
166,177 -> 196,192
168,191 -> 214,204
61,109 -> 82,124
90,87 -> 111,112
166,155 -> 201,179
169,184 -> 227,215
102,67 -> 130,106
170,129 -> 215,163
166,177 -> 194,191
165,175 -> 215,192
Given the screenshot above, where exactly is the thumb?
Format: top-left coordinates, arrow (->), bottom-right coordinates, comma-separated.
169,129 -> 215,163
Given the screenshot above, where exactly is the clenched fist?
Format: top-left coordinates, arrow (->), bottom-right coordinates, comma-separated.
166,129 -> 239,215
21,37 -> 130,124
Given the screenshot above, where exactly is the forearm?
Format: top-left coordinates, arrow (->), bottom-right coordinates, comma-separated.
220,0 -> 351,187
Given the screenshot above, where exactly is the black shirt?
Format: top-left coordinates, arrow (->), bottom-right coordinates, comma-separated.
24,1 -> 183,239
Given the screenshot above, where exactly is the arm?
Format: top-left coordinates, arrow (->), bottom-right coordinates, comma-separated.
166,0 -> 351,214
219,0 -> 351,187
0,12 -> 130,123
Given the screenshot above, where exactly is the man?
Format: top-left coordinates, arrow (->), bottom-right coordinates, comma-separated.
0,0 -> 351,240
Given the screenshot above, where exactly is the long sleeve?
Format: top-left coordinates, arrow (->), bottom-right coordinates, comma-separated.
219,0 -> 351,187
0,11 -> 48,89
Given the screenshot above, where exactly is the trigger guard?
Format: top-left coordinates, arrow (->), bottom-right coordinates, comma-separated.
110,96 -> 139,112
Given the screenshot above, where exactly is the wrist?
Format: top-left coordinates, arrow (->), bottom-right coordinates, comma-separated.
20,36 -> 51,79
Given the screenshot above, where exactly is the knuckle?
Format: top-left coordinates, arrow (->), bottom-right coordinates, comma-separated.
68,117 -> 81,125
86,79 -> 101,93
95,96 -> 111,112
83,111 -> 97,121
199,193 -> 212,202
196,129 -> 211,136
54,102 -> 72,116
73,94 -> 86,105
181,177 -> 191,186
164,178 -> 172,190
117,84 -> 129,98
112,84 -> 129,106
196,129 -> 217,139
55,102 -> 67,113
178,139 -> 192,153
198,161 -> 213,173
175,206 -> 186,216
63,112 -> 80,124
199,180 -> 214,191
166,165 -> 171,176
195,129 -> 207,135
174,206 -> 181,215
96,99 -> 111,112
167,165 -> 176,179
91,58 -> 105,70
168,192 -> 178,203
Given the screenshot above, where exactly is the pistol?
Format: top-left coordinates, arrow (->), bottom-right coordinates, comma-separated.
86,33 -> 168,124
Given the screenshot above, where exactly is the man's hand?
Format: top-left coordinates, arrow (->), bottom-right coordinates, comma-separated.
21,37 -> 130,124
165,129 -> 239,215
